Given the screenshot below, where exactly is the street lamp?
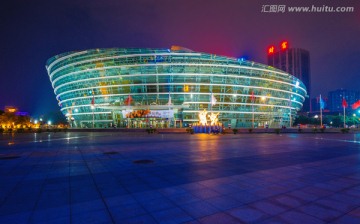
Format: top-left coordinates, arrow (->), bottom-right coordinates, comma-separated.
91,105 -> 95,128
260,96 -> 267,127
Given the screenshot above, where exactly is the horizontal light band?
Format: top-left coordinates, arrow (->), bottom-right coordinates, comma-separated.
51,62 -> 298,87
55,82 -> 305,104
53,72 -> 306,95
49,53 -> 201,78
47,50 -> 88,72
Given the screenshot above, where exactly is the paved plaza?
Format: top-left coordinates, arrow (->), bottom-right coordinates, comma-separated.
1,132 -> 360,223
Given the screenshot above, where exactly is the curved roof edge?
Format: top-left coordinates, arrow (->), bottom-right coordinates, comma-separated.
45,47 -> 296,77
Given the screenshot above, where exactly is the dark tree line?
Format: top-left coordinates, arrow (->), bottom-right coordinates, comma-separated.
294,115 -> 360,127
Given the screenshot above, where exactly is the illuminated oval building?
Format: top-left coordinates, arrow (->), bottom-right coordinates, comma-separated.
46,46 -> 307,128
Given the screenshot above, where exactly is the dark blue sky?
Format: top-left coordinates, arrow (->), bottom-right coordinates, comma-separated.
1,0 -> 359,116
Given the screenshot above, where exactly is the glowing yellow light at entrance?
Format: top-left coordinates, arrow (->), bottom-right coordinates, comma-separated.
208,112 -> 219,126
198,110 -> 220,126
199,109 -> 208,125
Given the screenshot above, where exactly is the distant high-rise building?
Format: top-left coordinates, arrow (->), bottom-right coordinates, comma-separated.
328,89 -> 360,112
267,42 -> 311,111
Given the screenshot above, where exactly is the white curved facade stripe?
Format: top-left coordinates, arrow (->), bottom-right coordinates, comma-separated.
46,48 -> 307,128
49,53 -> 202,79
53,72 -> 306,94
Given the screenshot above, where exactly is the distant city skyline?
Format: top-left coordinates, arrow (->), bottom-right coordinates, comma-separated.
327,89 -> 360,112
1,0 -> 359,115
311,88 -> 360,113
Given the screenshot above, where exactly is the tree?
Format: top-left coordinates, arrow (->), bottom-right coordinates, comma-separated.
330,115 -> 343,127
346,116 -> 360,127
0,112 -> 30,128
293,115 -> 309,125
43,111 -> 67,125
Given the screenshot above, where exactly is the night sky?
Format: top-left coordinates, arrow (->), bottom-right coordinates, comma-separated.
1,0 -> 359,116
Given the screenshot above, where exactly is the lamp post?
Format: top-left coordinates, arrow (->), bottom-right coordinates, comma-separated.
260,96 -> 267,128
289,96 -> 293,128
343,106 -> 346,128
250,91 -> 255,129
289,110 -> 292,127
91,105 -> 95,128
252,104 -> 254,128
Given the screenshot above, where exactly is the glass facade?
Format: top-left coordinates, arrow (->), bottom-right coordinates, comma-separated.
267,48 -> 311,111
46,47 -> 307,128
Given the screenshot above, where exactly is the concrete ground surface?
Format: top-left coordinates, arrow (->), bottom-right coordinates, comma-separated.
1,132 -> 360,224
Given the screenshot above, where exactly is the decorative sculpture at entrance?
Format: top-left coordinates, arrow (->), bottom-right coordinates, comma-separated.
198,109 -> 220,126
192,110 -> 222,134
198,109 -> 208,126
208,112 -> 220,126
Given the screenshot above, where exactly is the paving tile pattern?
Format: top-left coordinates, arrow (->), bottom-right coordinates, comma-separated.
1,132 -> 360,223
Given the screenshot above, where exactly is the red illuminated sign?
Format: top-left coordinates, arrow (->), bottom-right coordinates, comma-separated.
281,41 -> 288,50
268,46 -> 275,54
